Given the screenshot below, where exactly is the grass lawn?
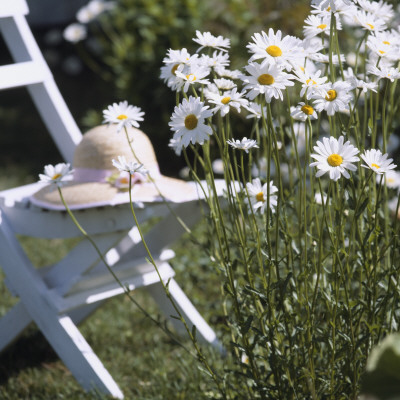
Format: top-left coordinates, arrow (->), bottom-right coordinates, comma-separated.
0,170 -> 224,400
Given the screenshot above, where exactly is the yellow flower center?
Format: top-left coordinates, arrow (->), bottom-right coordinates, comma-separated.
327,154 -> 343,167
266,45 -> 282,57
120,176 -> 129,184
301,104 -> 314,115
317,24 -> 327,30
383,40 -> 390,45
171,64 -> 179,75
388,177 -> 395,183
186,74 -> 196,81
379,50 -> 385,54
184,114 -> 198,130
306,78 -> 317,85
325,89 -> 337,101
256,192 -> 264,202
371,163 -> 380,169
117,114 -> 128,120
221,96 -> 231,105
367,23 -> 374,30
327,6 -> 331,11
52,173 -> 62,180
258,73 -> 275,85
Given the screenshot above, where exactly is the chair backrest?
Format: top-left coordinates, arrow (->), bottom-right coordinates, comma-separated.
0,0 -> 82,163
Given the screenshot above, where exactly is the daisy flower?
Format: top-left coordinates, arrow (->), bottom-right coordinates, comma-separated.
206,87 -> 248,116
367,65 -> 400,82
240,62 -> 295,103
76,0 -> 115,23
39,163 -> 74,187
303,14 -> 342,40
112,156 -> 148,175
215,67 -> 242,80
199,51 -> 230,69
312,80 -> 353,116
344,67 -> 378,93
168,137 -> 184,156
193,31 -> 230,53
381,170 -> 400,189
63,23 -> 87,43
291,102 -> 318,121
169,96 -> 213,147
174,64 -> 210,93
211,78 -> 237,91
360,149 -> 396,174
353,10 -> 387,32
367,32 -> 398,60
293,66 -> 329,99
356,0 -> 394,22
244,102 -> 267,120
310,136 -> 360,181
103,101 -> 145,132
246,178 -> 278,213
162,48 -> 197,65
227,137 -> 259,153
311,0 -> 353,13
247,28 -> 304,71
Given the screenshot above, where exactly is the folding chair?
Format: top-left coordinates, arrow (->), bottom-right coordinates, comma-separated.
0,1 -> 219,398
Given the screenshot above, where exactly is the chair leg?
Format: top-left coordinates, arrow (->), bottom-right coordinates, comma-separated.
0,302 -> 32,352
146,278 -> 222,350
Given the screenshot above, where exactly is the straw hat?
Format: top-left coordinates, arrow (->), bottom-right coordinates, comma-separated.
31,125 -> 199,210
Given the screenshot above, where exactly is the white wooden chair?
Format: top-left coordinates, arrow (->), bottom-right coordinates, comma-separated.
0,1 -> 219,398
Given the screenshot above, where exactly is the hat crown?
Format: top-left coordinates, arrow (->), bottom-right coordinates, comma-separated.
73,125 -> 158,172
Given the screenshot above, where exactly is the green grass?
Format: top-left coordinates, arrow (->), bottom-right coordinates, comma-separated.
0,172 -> 225,399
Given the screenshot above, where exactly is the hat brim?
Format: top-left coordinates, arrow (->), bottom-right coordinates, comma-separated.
30,176 -> 204,211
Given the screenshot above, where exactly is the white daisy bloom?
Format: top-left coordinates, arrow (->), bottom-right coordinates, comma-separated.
63,23 -> 87,43
160,63 -> 185,91
76,0 -> 115,23
367,65 -> 400,82
206,87 -> 248,116
361,149 -> 396,174
103,101 -> 145,132
367,32 -> 398,60
227,137 -> 259,153
293,67 -> 329,99
308,52 -> 346,65
207,78 -> 237,93
112,156 -> 148,175
353,10 -> 387,32
344,67 -> 378,93
247,28 -> 304,72
291,102 -> 318,121
311,0 -> 353,13
381,170 -> 400,189
356,0 -> 394,22
310,136 -> 360,181
303,14 -> 342,40
169,96 -> 213,147
312,81 -> 353,116
199,51 -> 230,69
246,178 -> 278,214
240,62 -> 295,103
168,137 -> 184,156
162,48 -> 197,65
39,163 -> 74,187
244,102 -> 267,120
193,31 -> 230,53
175,64 -> 210,93
215,67 -> 242,80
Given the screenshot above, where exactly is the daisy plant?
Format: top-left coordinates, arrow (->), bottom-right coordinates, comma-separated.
152,3 -> 400,397
46,0 -> 400,398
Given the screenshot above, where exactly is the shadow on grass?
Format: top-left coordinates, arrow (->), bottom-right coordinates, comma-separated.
0,327 -> 60,384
